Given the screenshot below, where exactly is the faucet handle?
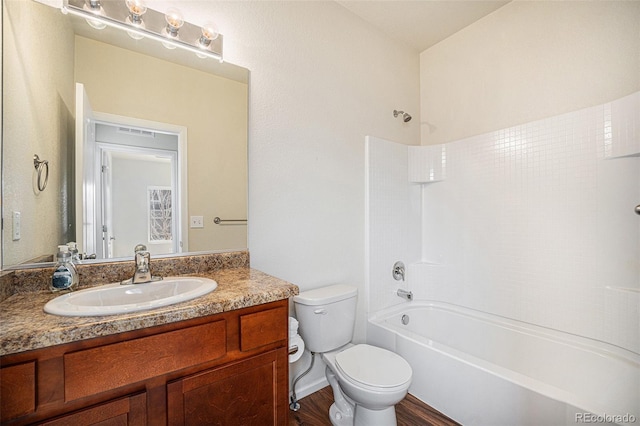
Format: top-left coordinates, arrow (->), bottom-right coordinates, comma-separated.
134,244 -> 147,254
392,261 -> 405,281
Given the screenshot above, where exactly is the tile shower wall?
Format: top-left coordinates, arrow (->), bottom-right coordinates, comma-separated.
367,92 -> 639,354
365,136 -> 421,313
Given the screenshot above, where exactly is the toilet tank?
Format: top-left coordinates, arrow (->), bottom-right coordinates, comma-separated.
293,284 -> 357,353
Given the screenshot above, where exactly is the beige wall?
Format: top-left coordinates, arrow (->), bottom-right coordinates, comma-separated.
2,0 -> 75,265
420,1 -> 640,145
74,37 -> 248,252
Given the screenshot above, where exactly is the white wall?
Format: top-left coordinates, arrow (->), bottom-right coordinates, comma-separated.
152,0 -> 421,331
143,0 -> 420,396
420,1 -> 640,146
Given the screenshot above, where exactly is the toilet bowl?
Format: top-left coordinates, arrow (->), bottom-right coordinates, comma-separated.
322,343 -> 412,426
293,284 -> 413,426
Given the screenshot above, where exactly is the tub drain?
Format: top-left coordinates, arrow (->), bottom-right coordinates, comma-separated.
401,314 -> 409,325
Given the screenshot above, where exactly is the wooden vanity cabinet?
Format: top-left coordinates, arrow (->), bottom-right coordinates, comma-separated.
167,349 -> 287,425
0,299 -> 288,425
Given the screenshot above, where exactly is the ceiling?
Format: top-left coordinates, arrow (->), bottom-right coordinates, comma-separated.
336,0 -> 510,53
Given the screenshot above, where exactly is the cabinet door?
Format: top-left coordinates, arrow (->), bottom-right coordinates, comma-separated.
167,349 -> 287,426
0,361 -> 36,422
39,392 -> 146,426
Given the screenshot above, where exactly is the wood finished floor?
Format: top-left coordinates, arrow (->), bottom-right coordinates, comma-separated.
288,386 -> 460,426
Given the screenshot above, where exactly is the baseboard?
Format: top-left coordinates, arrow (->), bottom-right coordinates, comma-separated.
291,376 -> 329,401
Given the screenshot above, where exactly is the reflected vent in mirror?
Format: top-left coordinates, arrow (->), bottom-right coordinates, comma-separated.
117,127 -> 156,138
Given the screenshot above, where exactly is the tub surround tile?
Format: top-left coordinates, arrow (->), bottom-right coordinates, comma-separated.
366,92 -> 640,354
365,136 -> 422,313
0,251 -> 299,356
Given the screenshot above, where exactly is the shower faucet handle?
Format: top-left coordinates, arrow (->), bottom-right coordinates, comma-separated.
392,261 -> 405,281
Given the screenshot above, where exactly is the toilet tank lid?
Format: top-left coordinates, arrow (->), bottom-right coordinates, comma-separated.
293,284 -> 357,306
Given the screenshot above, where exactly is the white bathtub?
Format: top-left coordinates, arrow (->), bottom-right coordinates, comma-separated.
367,301 -> 639,426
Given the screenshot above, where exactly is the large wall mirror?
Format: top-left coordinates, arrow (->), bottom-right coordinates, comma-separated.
2,0 -> 248,269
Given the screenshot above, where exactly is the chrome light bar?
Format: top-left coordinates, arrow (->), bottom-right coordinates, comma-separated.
62,0 -> 223,62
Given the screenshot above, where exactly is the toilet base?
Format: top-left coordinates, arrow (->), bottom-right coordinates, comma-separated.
328,401 -> 399,426
354,404 -> 397,426
329,402 -> 354,426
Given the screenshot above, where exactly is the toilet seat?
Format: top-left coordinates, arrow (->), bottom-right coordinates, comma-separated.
335,344 -> 412,389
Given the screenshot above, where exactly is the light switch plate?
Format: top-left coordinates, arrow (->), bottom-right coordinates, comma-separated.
190,216 -> 204,228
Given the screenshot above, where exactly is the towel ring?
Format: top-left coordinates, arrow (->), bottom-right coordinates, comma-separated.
33,154 -> 49,192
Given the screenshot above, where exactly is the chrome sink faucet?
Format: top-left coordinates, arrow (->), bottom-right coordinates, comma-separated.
128,244 -> 162,284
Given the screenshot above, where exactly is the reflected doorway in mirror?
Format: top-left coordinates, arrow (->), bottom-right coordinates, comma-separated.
76,83 -> 188,259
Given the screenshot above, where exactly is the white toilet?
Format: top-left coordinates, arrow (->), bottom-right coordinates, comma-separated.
293,284 -> 412,426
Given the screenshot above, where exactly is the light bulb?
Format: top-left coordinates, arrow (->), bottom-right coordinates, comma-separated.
125,0 -> 147,25
165,8 -> 184,38
198,22 -> 219,48
125,0 -> 146,39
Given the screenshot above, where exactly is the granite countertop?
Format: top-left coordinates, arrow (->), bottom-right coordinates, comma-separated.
0,267 -> 298,357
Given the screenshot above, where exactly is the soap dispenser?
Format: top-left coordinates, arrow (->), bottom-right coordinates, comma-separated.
51,245 -> 79,292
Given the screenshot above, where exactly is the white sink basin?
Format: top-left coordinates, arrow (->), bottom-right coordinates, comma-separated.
44,276 -> 217,317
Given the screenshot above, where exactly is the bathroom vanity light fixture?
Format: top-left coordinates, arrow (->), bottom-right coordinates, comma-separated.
62,0 -> 223,61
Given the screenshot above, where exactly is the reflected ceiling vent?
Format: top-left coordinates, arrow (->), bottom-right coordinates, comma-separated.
117,127 -> 156,138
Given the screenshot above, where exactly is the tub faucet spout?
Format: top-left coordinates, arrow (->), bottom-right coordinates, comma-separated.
397,289 -> 413,301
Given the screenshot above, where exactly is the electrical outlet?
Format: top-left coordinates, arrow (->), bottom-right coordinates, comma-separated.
190,216 -> 204,228
12,211 -> 21,240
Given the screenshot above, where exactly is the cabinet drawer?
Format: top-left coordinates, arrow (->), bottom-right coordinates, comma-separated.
240,307 -> 287,351
40,392 -> 146,426
64,320 -> 226,401
0,361 -> 36,422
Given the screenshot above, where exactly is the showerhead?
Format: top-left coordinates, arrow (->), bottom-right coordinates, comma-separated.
393,110 -> 412,122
